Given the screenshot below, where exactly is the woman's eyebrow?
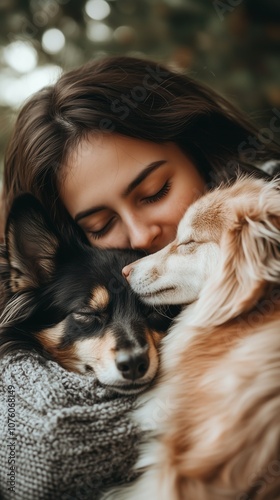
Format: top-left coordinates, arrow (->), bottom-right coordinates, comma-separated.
74,159 -> 167,222
122,160 -> 167,197
75,204 -> 107,222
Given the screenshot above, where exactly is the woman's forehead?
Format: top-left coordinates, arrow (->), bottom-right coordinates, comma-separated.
59,134 -> 174,215
69,133 -> 172,167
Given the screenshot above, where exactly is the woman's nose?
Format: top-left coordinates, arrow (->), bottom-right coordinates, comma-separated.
128,221 -> 161,251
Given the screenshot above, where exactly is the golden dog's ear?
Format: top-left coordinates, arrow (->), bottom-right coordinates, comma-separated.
196,182 -> 280,326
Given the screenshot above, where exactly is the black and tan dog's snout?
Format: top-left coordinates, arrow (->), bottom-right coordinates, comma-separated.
115,347 -> 150,381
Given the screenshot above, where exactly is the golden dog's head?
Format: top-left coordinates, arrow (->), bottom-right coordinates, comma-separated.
124,177 -> 280,326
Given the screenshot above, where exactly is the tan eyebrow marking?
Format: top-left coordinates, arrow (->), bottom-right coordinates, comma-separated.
89,286 -> 110,310
75,331 -> 117,365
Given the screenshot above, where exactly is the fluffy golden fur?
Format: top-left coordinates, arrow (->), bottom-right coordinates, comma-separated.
105,176 -> 280,500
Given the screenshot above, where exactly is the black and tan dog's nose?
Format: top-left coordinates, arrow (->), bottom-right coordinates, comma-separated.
115,350 -> 150,380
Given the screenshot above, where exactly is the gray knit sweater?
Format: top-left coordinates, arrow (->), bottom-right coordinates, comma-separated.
0,350 -> 140,500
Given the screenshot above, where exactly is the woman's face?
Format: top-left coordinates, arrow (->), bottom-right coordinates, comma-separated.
60,134 -> 205,254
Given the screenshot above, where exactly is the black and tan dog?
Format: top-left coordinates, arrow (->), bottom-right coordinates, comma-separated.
0,194 -> 178,394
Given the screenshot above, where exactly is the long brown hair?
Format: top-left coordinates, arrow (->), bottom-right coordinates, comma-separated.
2,55 -> 280,241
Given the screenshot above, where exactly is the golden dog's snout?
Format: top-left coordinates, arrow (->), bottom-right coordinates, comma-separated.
122,264 -> 133,281
123,256 -> 144,281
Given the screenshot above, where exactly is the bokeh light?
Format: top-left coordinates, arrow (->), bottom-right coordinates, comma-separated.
85,0 -> 111,21
113,26 -> 137,45
3,42 -> 38,73
0,65 -> 62,108
42,28 -> 66,54
86,22 -> 112,42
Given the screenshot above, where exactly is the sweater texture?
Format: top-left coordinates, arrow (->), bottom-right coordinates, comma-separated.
0,350 -> 140,500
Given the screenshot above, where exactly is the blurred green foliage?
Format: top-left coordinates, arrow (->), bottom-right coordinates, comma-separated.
0,0 -> 279,175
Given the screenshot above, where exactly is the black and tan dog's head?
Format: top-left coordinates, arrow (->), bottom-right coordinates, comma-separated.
0,194 -> 179,394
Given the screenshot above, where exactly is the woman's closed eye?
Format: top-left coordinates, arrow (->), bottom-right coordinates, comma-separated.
141,180 -> 171,204
87,180 -> 172,240
87,218 -> 116,240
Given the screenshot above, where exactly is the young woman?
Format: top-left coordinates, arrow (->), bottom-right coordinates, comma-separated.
2,55 -> 280,249
0,56 -> 280,499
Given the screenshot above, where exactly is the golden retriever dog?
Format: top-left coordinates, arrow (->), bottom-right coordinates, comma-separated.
104,176 -> 280,500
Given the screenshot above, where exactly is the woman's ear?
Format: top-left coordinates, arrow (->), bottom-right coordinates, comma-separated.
5,194 -> 60,292
196,182 -> 280,327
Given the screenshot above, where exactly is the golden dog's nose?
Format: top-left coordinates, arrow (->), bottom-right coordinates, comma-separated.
122,264 -> 132,280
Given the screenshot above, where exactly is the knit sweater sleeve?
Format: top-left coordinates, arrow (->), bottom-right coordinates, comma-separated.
0,351 -> 140,500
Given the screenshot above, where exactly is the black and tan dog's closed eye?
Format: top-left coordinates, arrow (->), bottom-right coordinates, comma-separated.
0,194 -> 180,394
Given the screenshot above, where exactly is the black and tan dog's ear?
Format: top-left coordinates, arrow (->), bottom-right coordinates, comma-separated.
5,194 -> 59,292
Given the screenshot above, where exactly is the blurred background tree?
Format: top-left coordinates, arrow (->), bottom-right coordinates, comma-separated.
0,0 -> 279,175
